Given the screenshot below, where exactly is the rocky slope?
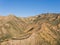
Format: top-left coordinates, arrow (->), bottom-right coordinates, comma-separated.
0,13 -> 60,45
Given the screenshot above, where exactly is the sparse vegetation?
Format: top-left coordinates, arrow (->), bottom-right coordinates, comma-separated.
50,19 -> 60,25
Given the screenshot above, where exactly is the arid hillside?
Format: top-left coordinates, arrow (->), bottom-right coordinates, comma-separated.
0,13 -> 60,45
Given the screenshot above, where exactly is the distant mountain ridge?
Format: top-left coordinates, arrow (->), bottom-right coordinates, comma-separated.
0,13 -> 60,45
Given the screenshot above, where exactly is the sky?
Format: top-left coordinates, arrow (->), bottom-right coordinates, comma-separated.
0,0 -> 60,17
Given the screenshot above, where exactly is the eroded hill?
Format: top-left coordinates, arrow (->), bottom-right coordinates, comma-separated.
0,13 -> 60,45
